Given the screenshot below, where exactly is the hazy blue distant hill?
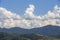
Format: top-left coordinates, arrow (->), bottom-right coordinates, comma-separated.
0,25 -> 60,36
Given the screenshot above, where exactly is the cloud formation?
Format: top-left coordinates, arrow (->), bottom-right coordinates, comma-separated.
24,4 -> 35,19
0,5 -> 60,29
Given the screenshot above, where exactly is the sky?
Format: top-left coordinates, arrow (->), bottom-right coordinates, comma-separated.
0,0 -> 60,15
0,0 -> 60,29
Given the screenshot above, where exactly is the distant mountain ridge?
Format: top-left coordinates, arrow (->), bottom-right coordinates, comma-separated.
0,25 -> 60,36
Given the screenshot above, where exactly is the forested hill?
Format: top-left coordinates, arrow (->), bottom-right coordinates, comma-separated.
0,32 -> 60,40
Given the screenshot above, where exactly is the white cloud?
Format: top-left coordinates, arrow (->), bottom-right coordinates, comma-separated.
0,5 -> 60,29
24,4 -> 35,19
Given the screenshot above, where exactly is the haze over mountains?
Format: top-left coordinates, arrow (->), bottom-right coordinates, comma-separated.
0,25 -> 60,36
0,5 -> 60,29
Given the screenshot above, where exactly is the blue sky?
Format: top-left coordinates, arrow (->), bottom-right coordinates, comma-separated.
1,0 -> 60,29
0,0 -> 60,15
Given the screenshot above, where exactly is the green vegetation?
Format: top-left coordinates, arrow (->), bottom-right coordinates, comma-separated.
0,32 -> 60,40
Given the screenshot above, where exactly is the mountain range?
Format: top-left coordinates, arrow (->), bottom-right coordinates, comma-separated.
0,25 -> 60,36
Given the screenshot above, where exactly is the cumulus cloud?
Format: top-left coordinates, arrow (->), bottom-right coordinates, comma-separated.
0,4 -> 60,29
40,5 -> 60,26
24,4 -> 35,19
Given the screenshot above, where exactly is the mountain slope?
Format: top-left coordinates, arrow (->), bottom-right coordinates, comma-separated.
0,25 -> 60,36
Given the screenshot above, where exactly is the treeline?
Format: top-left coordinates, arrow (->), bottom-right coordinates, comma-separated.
0,32 -> 60,40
